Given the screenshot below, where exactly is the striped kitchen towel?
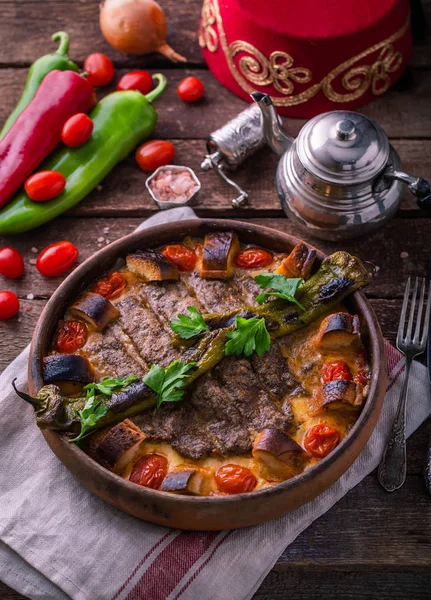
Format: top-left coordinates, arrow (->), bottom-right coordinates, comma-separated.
1,208 -> 430,600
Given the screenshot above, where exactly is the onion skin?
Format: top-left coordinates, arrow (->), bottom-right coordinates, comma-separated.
100,0 -> 187,62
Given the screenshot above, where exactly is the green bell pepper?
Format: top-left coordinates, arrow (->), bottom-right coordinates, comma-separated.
0,32 -> 79,140
0,74 -> 167,235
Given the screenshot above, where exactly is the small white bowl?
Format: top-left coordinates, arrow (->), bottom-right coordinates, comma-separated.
145,165 -> 201,210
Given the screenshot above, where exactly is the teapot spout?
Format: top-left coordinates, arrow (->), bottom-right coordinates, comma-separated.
251,92 -> 293,156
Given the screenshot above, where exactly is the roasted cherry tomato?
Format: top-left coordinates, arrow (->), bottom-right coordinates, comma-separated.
36,241 -> 78,277
161,244 -> 197,271
61,113 -> 94,147
215,464 -> 257,494
234,248 -> 274,269
0,247 -> 24,279
117,70 -> 153,95
130,454 -> 168,489
83,53 -> 114,87
304,424 -> 340,458
135,140 -> 175,172
91,271 -> 127,299
177,76 -> 204,102
54,320 -> 88,353
321,360 -> 352,384
0,291 -> 19,320
25,170 -> 66,202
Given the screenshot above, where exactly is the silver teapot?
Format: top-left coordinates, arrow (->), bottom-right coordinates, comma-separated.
252,93 -> 431,240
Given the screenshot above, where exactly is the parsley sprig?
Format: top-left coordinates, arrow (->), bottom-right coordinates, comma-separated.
225,316 -> 270,357
254,273 -> 306,311
170,306 -> 210,339
143,360 -> 196,409
69,375 -> 139,443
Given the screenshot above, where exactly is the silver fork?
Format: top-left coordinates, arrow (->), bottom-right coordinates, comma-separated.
378,277 -> 431,492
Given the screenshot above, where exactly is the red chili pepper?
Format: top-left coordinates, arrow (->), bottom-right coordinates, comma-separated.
0,70 -> 95,208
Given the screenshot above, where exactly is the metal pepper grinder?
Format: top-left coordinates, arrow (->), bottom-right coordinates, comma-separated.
201,105 -> 266,207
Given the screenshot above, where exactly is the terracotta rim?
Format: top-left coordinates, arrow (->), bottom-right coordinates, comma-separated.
28,219 -> 387,527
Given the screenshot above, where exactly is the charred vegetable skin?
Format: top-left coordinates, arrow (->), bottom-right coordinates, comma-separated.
0,75 -> 167,234
0,32 -> 79,140
201,231 -> 239,279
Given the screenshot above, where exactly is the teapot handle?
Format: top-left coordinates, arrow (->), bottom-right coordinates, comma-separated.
385,168 -> 431,211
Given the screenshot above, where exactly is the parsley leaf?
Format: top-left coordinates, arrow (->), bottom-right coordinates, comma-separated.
225,316 -> 271,357
69,375 -> 139,443
143,360 -> 196,409
254,273 -> 306,311
170,306 -> 210,339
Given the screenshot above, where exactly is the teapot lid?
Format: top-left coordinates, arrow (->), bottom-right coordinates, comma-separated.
297,111 -> 390,185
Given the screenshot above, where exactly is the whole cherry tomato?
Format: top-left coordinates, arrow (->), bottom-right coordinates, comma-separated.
91,272 -> 127,299
117,70 -> 153,95
61,113 -> 94,147
54,321 -> 88,353
321,360 -> 352,384
177,76 -> 204,102
215,464 -> 257,494
0,291 -> 19,320
135,140 -> 175,172
234,248 -> 274,269
25,171 -> 66,202
161,244 -> 197,272
83,53 -> 114,87
130,455 -> 168,489
304,424 -> 340,458
36,241 -> 78,277
0,247 -> 24,279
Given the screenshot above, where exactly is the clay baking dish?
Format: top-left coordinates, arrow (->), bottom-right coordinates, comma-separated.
29,219 -> 387,530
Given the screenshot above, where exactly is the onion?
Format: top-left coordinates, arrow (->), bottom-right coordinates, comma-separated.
100,0 -> 187,62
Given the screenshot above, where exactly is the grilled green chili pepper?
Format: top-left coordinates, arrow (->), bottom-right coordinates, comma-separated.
0,32 -> 79,140
0,74 -> 167,235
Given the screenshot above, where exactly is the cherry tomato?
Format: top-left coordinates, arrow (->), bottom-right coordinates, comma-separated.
91,271 -> 127,299
0,291 -> 19,320
321,360 -> 352,384
36,241 -> 78,277
130,454 -> 168,489
25,171 -> 66,202
117,70 -> 153,95
83,53 -> 114,87
0,247 -> 24,279
177,76 -> 204,102
304,424 -> 340,457
161,244 -> 197,271
135,140 -> 175,172
234,248 -> 274,269
61,113 -> 94,147
355,369 -> 369,386
215,464 -> 257,494
54,321 -> 88,353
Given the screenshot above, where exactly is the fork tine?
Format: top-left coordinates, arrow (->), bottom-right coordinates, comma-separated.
413,278 -> 426,344
397,277 -> 411,347
405,277 -> 419,342
420,281 -> 431,347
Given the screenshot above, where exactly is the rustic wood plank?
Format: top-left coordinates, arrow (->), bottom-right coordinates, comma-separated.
1,217 -> 428,299
1,68 -> 431,142
0,0 -> 429,69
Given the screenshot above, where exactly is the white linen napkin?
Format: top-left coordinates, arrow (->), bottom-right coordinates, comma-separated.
1,207 -> 430,600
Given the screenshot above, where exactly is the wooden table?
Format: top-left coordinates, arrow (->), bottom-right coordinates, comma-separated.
1,1 -> 431,598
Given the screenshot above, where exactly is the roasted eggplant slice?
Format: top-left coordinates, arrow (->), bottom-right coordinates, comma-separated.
317,380 -> 363,412
86,419 -> 146,474
70,293 -> 120,330
200,231 -> 239,279
316,313 -> 360,351
275,243 -> 316,279
160,469 -> 204,495
253,428 -> 305,479
126,250 -> 179,281
43,354 -> 94,395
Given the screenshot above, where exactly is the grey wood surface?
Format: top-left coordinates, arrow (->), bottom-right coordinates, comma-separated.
0,0 -> 430,599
